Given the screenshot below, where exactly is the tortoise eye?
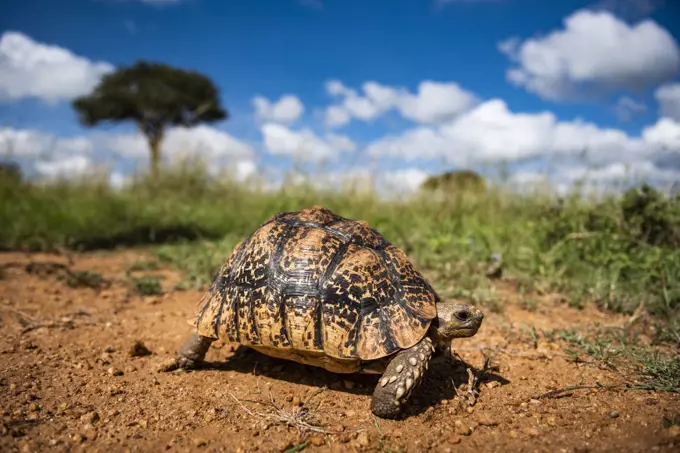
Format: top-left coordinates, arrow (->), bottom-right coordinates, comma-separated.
455,311 -> 469,321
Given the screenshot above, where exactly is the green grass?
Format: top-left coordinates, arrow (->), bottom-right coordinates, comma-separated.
550,327 -> 680,392
1,161 -> 679,331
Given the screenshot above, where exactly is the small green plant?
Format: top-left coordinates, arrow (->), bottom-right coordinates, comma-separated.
62,270 -> 106,290
130,276 -> 164,296
663,415 -> 680,428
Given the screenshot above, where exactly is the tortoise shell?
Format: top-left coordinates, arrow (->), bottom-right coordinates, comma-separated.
191,206 -> 438,363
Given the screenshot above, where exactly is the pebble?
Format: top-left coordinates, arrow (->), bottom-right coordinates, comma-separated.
355,432 -> 370,447
454,420 -> 472,436
107,367 -> 124,376
667,425 -> 680,438
477,416 -> 499,427
526,427 -> 540,437
309,435 -> 325,446
73,433 -> 87,443
291,396 -> 301,407
448,435 -> 462,445
608,411 -> 620,419
81,411 -> 100,424
129,341 -> 153,357
343,380 -> 356,389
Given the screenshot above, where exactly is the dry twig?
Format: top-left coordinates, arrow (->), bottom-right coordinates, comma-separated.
228,379 -> 342,435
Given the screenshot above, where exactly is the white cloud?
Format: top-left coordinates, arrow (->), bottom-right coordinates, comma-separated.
614,96 -> 647,121
0,31 -> 113,103
500,10 -> 680,100
380,168 -> 430,195
0,127 -> 94,158
655,82 -> 680,121
261,123 -> 356,161
324,79 -> 477,127
508,160 -> 680,196
324,105 -> 352,127
366,98 -> 666,167
642,117 -> 680,151
252,94 -> 304,125
34,155 -> 94,179
101,125 -> 255,162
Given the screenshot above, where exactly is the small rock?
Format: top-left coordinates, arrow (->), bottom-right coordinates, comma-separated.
454,421 -> 472,436
292,396 -> 301,407
81,411 -> 100,424
285,394 -> 294,403
138,419 -> 148,429
129,341 -> 152,357
485,381 -> 500,389
547,416 -> 557,426
73,433 -> 87,443
667,425 -> 680,438
343,380 -> 356,390
525,427 -> 540,437
477,416 -> 498,427
356,432 -> 370,447
107,367 -> 123,376
608,411 -> 620,419
509,430 -> 518,439
448,435 -> 462,445
193,438 -> 207,447
104,346 -> 115,353
529,399 -> 541,405
309,436 -> 325,446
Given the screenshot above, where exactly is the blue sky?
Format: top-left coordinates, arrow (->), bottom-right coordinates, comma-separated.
1,0 -> 680,193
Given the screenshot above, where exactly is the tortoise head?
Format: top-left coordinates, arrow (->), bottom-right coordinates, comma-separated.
431,301 -> 484,349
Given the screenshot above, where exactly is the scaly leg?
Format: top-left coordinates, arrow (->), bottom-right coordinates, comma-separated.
370,336 -> 435,419
159,332 -> 215,372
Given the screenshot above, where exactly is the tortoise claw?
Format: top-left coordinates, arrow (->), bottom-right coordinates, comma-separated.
371,336 -> 434,419
159,333 -> 214,373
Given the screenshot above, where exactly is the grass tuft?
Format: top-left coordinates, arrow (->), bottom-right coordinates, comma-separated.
1,161 -> 678,326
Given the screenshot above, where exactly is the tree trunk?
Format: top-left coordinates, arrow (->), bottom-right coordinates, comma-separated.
146,129 -> 164,180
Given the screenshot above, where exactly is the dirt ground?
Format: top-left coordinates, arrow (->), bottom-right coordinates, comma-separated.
1,250 -> 679,453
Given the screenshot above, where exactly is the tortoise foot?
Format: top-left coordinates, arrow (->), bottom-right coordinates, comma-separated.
159,333 -> 214,373
370,336 -> 435,419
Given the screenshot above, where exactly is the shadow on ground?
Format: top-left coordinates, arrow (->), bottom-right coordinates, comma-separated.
188,345 -> 510,418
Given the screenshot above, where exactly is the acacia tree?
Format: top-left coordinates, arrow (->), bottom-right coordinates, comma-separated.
72,61 -> 227,178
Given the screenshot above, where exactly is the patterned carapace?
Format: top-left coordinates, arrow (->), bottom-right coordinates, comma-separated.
192,206 -> 439,362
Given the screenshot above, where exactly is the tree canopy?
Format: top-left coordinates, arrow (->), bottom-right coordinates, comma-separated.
421,169 -> 486,194
72,60 -> 227,177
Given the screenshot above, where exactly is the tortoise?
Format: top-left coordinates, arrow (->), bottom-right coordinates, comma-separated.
161,206 -> 484,418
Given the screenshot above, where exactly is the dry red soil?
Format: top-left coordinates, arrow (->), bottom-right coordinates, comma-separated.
1,250 -> 679,453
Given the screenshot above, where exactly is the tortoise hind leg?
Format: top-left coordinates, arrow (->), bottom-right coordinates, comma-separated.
159,333 -> 215,372
370,336 -> 435,419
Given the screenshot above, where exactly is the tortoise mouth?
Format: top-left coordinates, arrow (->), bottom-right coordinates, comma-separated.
453,325 -> 481,337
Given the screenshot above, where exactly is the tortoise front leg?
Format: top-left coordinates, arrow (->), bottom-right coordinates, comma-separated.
159,332 -> 215,372
370,336 -> 435,419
